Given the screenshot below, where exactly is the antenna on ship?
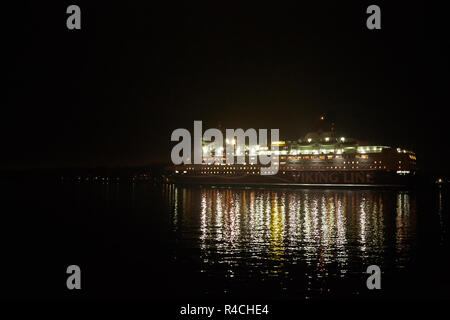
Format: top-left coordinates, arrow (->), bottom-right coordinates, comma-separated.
317,115 -> 327,133
318,113 -> 336,138
330,118 -> 335,138
217,121 -> 223,136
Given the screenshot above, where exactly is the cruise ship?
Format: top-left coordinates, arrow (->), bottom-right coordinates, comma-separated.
168,116 -> 417,187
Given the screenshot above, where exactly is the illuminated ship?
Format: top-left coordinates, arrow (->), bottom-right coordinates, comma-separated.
168,116 -> 418,187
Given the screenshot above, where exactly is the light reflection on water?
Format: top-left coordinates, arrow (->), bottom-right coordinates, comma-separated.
164,185 -> 417,297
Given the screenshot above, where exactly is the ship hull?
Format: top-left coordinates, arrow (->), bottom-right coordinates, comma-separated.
168,170 -> 416,188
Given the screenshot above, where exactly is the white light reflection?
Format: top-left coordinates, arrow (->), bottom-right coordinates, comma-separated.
359,196 -> 367,253
395,192 -> 415,266
168,187 -> 416,296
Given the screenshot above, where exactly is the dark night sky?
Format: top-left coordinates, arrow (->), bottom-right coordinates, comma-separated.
4,1 -> 448,172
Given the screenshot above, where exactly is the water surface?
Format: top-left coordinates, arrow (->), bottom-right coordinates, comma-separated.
164,185 -> 449,299
2,181 -> 449,299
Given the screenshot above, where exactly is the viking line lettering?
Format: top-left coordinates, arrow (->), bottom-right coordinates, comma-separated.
329,172 -> 338,183
319,172 -> 328,183
288,172 -> 371,184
